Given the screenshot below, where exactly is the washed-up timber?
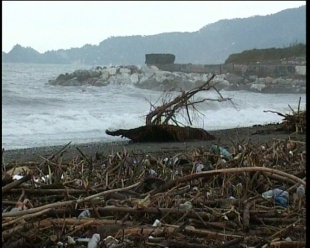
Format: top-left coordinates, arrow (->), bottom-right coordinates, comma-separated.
105,125 -> 215,142
106,74 -> 233,143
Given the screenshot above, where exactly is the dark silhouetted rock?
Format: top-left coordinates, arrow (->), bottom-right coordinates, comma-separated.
145,53 -> 175,65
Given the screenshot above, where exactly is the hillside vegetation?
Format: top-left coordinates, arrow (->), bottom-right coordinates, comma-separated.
2,5 -> 306,65
225,43 -> 306,64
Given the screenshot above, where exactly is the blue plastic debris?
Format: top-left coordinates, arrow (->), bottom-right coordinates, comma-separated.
262,188 -> 289,207
210,145 -> 233,160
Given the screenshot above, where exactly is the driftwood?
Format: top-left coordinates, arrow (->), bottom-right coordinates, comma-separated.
145,74 -> 233,126
264,97 -> 306,134
105,74 -> 235,143
106,125 -> 215,142
2,133 -> 306,247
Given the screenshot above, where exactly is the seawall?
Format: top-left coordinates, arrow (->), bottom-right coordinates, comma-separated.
153,63 -> 306,78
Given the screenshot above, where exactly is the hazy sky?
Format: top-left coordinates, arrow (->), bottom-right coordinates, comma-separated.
2,1 -> 305,53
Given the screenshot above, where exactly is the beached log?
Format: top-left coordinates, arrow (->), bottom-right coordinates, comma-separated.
105,125 -> 215,142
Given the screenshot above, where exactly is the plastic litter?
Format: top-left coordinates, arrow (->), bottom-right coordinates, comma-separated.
296,185 -> 305,198
78,209 -> 91,218
210,145 -> 232,160
68,236 -> 76,245
179,201 -> 192,210
262,188 -> 289,207
88,233 -> 100,248
103,235 -> 119,248
195,163 -> 204,173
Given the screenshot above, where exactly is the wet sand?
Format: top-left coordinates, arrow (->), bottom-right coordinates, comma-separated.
2,124 -> 305,164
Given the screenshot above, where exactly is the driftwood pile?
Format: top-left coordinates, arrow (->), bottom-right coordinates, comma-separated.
105,74 -> 232,143
264,97 -> 306,134
2,133 -> 306,247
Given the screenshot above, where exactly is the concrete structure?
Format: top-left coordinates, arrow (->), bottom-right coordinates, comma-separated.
154,63 -> 306,78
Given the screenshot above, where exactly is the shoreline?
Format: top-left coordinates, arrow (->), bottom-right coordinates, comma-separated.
2,124 -> 305,164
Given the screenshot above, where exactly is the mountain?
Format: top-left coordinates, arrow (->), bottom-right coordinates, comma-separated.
2,5 -> 306,65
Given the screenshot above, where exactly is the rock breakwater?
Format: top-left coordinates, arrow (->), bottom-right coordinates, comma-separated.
47,65 -> 306,94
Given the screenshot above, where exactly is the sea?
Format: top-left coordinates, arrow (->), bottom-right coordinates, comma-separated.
2,63 -> 306,150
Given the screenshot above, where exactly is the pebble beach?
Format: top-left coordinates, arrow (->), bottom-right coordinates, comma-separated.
3,124 -> 305,165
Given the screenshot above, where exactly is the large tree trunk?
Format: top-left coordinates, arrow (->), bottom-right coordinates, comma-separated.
106,125 -> 215,143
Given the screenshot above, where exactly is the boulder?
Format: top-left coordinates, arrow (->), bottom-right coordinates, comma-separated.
130,74 -> 139,84
94,78 -> 108,87
62,78 -> 82,86
250,83 -> 266,92
226,73 -> 244,84
108,67 -> 118,75
137,78 -> 160,90
119,68 -> 131,74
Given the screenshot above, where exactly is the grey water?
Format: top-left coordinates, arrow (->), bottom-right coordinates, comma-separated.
2,63 -> 306,150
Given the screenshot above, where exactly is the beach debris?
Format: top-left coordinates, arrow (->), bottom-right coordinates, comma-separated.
106,124 -> 215,142
210,144 -> 233,160
67,236 -> 76,245
57,241 -> 64,247
78,209 -> 91,218
135,177 -> 166,193
7,165 -> 31,176
103,235 -> 119,248
147,169 -> 158,177
152,219 -> 162,227
235,182 -> 243,198
296,185 -> 305,198
106,75 -> 236,143
264,97 -> 306,133
178,201 -> 193,210
295,185 -> 306,210
1,133 -> 306,247
87,233 -> 100,248
195,163 -> 204,173
262,188 -> 289,207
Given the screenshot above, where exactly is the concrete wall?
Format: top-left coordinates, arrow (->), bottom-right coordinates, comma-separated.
154,63 -> 306,78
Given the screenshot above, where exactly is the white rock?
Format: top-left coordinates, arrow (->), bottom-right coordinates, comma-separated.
189,72 -> 200,78
265,76 -> 274,84
202,74 -> 210,82
100,68 -> 109,74
155,71 -> 171,77
140,65 -> 153,73
130,74 -> 139,84
249,75 -> 258,81
277,78 -> 289,84
108,67 -> 117,75
295,65 -> 306,76
172,72 -> 184,77
100,72 -> 109,80
258,78 -> 268,84
149,65 -> 159,71
107,76 -> 117,84
139,75 -> 151,84
119,68 -> 131,74
251,83 -> 266,92
155,76 -> 167,83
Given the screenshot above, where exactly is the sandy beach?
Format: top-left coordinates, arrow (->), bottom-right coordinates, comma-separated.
2,124 -> 305,164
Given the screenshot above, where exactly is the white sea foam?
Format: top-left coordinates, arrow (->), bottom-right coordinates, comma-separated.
2,63 -> 306,150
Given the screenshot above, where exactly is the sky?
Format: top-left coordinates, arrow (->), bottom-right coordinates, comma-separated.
2,1 -> 306,53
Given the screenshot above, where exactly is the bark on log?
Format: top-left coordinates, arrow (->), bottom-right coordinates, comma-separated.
105,125 -> 215,142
